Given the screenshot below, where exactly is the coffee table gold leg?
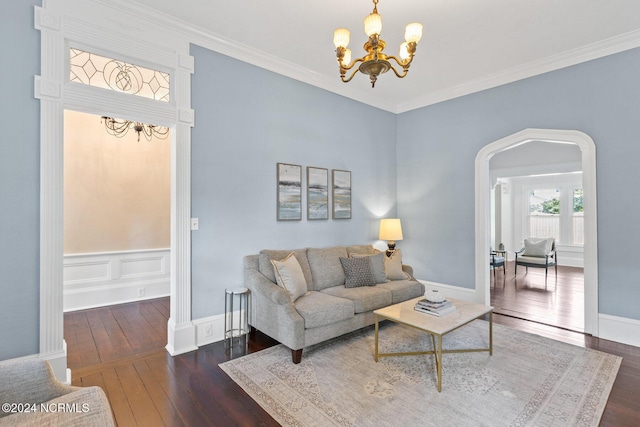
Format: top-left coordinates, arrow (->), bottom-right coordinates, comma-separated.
437,335 -> 442,392
430,334 -> 438,370
374,314 -> 379,362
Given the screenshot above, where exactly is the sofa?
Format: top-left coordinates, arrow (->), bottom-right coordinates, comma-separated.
0,359 -> 114,426
244,244 -> 425,363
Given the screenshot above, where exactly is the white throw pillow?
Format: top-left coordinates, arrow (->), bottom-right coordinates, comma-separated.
523,238 -> 552,257
383,249 -> 410,281
271,253 -> 308,302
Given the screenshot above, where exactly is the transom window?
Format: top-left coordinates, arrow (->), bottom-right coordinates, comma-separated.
69,48 -> 170,102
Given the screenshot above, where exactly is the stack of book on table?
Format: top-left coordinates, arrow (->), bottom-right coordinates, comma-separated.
414,298 -> 456,316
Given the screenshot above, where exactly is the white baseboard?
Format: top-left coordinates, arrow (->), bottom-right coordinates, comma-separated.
598,314 -> 640,348
63,249 -> 170,312
193,309 -> 249,347
418,280 -> 481,303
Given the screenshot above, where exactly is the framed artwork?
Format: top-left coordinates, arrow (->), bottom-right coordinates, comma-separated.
277,163 -> 302,220
332,169 -> 351,219
307,167 -> 329,220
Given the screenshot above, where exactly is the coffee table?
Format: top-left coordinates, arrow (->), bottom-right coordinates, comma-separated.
374,296 -> 493,392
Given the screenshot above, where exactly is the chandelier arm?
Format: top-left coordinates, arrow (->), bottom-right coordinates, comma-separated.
341,66 -> 363,83
386,56 -> 412,78
340,57 -> 364,72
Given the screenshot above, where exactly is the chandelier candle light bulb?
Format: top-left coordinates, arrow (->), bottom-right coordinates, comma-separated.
333,0 -> 423,87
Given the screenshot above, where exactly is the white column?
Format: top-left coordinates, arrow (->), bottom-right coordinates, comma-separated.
166,53 -> 197,355
35,6 -> 68,382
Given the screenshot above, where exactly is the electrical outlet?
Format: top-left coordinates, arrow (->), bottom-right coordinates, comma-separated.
204,324 -> 213,337
138,288 -> 145,297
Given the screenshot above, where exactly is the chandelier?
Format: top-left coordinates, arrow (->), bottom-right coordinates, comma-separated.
333,0 -> 423,88
101,116 -> 169,142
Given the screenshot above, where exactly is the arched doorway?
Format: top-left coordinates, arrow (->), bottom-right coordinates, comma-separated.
475,129 -> 598,335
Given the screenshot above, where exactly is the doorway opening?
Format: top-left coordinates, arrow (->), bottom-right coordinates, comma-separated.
475,129 -> 598,336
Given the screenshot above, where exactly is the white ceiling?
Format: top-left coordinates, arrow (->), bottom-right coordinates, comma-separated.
127,0 -> 640,113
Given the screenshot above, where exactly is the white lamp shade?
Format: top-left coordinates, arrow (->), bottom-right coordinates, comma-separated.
333,28 -> 350,48
399,42 -> 410,60
342,48 -> 352,65
379,218 -> 403,241
404,22 -> 423,43
364,12 -> 382,37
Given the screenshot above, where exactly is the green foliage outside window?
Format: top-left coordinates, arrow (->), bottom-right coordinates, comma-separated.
573,189 -> 584,213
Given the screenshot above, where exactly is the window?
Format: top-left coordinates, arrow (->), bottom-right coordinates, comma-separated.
528,189 -> 560,241
527,187 -> 583,245
69,48 -> 170,102
573,189 -> 584,245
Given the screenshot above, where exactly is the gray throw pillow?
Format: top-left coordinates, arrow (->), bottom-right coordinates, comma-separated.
339,256 -> 376,288
351,252 -> 387,283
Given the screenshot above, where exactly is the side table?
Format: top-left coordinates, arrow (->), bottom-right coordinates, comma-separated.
224,287 -> 250,346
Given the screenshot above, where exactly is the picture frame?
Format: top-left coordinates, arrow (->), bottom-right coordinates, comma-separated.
332,169 -> 351,219
277,163 -> 302,221
307,167 -> 329,220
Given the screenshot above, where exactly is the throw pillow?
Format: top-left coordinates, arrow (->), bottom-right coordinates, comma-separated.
350,252 -> 387,283
384,249 -> 410,281
271,253 -> 308,302
523,238 -> 551,257
339,256 -> 376,288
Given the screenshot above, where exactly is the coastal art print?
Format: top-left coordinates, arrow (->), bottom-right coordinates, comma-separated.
277,163 -> 302,220
307,167 -> 329,220
332,169 -> 351,219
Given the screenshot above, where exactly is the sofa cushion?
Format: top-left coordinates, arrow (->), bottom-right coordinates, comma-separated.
271,253 -> 308,302
517,255 -> 553,265
523,238 -> 554,257
294,291 -> 354,329
351,252 -> 387,283
320,285 -> 393,314
259,248 -> 313,288
384,249 -> 410,280
340,256 -> 376,288
346,244 -> 376,256
377,279 -> 425,304
307,246 -> 348,290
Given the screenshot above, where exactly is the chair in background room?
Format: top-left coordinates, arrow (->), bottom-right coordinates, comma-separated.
514,237 -> 558,280
490,250 -> 506,278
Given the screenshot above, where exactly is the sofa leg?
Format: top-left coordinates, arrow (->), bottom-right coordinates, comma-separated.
291,349 -> 303,364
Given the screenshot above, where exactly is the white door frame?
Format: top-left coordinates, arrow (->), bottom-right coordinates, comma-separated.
475,129 -> 598,335
35,1 -> 196,381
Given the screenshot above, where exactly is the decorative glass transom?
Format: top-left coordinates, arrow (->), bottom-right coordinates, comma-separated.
70,48 -> 170,102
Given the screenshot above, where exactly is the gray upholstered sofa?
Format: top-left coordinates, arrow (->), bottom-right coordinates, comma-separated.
0,359 -> 114,426
244,244 -> 424,363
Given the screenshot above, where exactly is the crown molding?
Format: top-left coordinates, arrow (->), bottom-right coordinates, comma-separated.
97,1 -> 640,115
397,29 -> 640,113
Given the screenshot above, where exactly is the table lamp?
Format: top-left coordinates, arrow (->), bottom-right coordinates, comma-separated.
379,218 -> 403,257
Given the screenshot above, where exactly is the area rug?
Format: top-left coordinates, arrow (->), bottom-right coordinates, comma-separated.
220,321 -> 621,426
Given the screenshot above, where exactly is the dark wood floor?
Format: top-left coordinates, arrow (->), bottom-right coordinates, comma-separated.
490,261 -> 584,332
65,297 -> 640,426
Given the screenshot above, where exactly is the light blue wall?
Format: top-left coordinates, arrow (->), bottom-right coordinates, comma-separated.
397,48 -> 640,320
190,45 -> 398,319
0,0 -> 41,359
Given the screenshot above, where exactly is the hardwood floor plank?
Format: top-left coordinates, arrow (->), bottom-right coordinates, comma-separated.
146,354 -> 214,427
101,367 -> 137,427
114,363 -> 165,427
133,359 -> 185,427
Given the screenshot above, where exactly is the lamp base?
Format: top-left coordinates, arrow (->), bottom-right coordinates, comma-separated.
386,242 -> 396,257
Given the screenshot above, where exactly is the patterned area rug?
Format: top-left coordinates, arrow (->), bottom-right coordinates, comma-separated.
220,321 -> 621,426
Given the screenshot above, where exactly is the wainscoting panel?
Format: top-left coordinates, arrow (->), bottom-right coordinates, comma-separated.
63,249 -> 170,312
